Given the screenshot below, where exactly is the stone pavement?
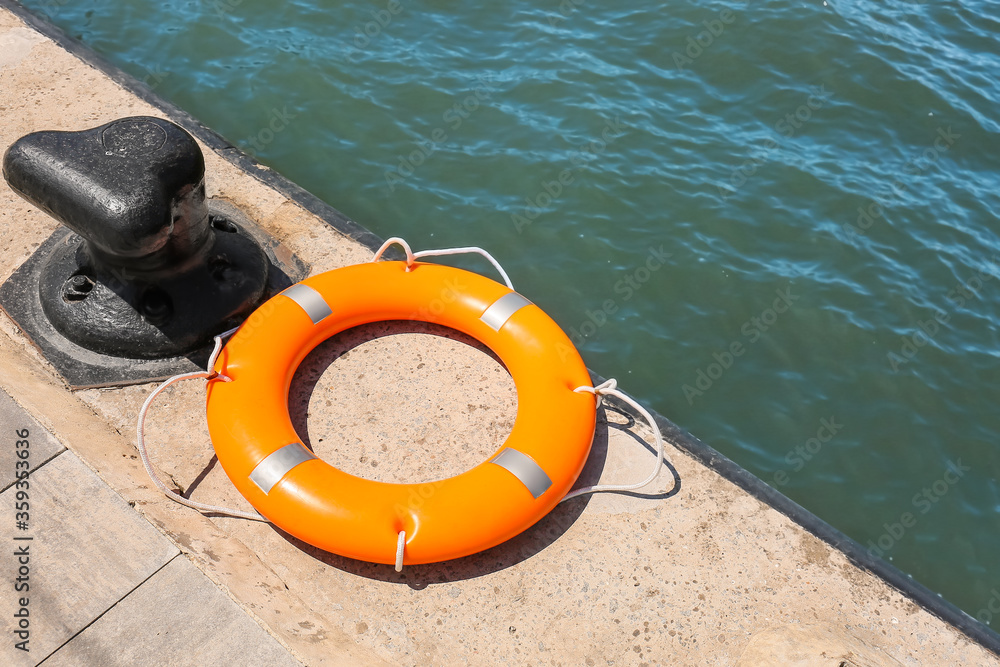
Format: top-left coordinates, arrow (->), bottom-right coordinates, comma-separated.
0,387 -> 302,666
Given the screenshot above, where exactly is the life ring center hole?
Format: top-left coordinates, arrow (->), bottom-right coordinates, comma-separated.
289,321 -> 517,484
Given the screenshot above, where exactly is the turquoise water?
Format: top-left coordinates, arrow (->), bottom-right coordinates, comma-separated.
23,0 -> 1000,623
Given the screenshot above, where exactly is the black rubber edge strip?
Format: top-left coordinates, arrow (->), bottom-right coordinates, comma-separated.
4,0 -> 999,656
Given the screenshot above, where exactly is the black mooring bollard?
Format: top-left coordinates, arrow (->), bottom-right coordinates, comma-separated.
0,116 -> 305,387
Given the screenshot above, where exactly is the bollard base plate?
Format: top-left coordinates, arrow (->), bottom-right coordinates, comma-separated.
0,199 -> 307,389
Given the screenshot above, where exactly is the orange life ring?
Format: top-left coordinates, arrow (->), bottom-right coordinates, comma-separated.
206,260 -> 596,566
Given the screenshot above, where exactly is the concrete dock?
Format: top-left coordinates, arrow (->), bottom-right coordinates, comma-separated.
1,3 -> 998,664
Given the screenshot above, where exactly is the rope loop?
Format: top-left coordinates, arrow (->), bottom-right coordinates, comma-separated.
562,378 -> 667,503
395,531 -> 406,572
135,326 -> 266,522
373,236 -> 417,270
371,236 -> 515,290
574,378 -> 617,406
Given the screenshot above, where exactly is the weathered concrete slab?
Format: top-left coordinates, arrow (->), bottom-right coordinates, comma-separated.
0,5 -> 996,667
735,623 -> 906,667
287,321 -> 518,484
45,555 -> 303,667
0,324 -> 377,666
0,25 -> 44,69
0,451 -> 178,664
80,327 -> 994,666
0,386 -> 63,491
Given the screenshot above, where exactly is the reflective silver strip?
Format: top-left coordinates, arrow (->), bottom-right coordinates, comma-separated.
282,284 -> 333,324
249,443 -> 318,495
490,448 -> 552,499
480,292 -> 532,332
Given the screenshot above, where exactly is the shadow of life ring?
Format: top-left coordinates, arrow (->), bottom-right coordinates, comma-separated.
206,260 -> 597,566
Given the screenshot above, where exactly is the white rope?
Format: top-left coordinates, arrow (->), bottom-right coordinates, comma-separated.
372,236 -> 515,290
135,327 -> 268,522
560,379 -> 667,502
395,530 -> 406,572
373,236 -> 417,265
136,238 -> 666,565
